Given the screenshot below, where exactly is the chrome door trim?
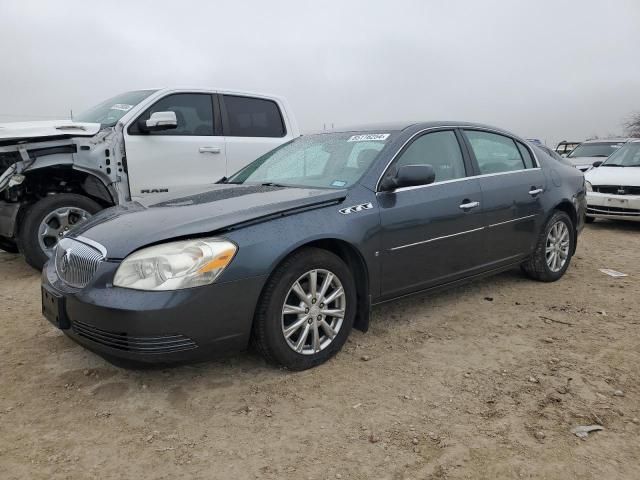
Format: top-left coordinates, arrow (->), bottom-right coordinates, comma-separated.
487,214 -> 537,228
389,226 -> 485,251
377,167 -> 542,195
375,125 -> 541,192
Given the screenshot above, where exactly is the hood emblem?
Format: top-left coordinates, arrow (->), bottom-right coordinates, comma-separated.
339,202 -> 373,215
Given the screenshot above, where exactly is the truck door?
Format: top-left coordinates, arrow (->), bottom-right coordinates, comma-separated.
220,94 -> 291,175
124,93 -> 227,199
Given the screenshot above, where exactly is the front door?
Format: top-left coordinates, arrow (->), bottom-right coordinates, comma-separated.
124,93 -> 227,199
378,129 -> 486,299
462,129 -> 546,265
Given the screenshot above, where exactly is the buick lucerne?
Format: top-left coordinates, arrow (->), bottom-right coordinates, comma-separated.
41,122 -> 587,370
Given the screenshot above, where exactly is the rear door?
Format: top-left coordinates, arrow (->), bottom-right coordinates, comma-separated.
378,129 -> 486,299
124,93 -> 226,199
220,94 -> 290,176
462,129 -> 546,265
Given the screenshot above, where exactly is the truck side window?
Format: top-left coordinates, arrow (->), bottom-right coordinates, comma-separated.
222,95 -> 286,138
130,93 -> 214,136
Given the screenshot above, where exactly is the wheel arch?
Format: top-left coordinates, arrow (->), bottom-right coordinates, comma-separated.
551,199 -> 579,254
256,237 -> 371,333
22,166 -> 116,206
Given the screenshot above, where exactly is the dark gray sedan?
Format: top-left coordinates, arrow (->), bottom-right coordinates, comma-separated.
41,122 -> 587,370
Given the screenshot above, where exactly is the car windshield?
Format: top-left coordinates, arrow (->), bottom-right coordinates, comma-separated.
74,90 -> 157,128
227,132 -> 394,189
568,142 -> 624,158
602,142 -> 640,167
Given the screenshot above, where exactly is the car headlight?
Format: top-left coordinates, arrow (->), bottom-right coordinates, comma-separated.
585,181 -> 593,192
113,238 -> 237,291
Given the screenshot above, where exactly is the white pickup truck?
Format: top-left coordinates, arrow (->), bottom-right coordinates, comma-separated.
0,88 -> 299,268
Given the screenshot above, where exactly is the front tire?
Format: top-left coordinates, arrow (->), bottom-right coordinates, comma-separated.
522,210 -> 575,282
252,247 -> 356,370
585,215 -> 595,224
18,194 -> 102,270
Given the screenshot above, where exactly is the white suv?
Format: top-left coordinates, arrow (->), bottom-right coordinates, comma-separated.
0,88 -> 299,268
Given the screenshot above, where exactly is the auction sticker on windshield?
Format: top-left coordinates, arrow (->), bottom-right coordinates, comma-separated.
347,134 -> 390,142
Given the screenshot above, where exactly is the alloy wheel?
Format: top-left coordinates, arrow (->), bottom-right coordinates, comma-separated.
545,220 -> 570,272
38,207 -> 92,257
281,269 -> 345,355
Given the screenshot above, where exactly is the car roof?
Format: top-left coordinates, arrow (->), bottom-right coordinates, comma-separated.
581,137 -> 634,144
317,121 -> 517,135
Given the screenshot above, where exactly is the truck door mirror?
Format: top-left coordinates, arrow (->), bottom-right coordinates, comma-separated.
140,111 -> 178,132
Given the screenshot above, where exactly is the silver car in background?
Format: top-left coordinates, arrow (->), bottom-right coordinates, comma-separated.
566,138 -> 632,171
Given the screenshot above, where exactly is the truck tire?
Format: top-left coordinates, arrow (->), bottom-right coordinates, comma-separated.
18,194 -> 102,270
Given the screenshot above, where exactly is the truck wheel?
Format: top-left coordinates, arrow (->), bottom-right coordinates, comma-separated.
19,194 -> 102,270
0,237 -> 19,254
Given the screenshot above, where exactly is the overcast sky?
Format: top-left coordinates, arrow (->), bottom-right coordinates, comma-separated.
1,0 -> 639,146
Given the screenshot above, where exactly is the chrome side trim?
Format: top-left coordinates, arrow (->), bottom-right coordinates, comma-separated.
376,125 -> 541,192
380,167 -> 542,195
389,227 -> 485,251
488,214 -> 537,228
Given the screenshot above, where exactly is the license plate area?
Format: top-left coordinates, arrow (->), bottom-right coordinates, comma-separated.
42,286 -> 69,329
606,197 -> 629,207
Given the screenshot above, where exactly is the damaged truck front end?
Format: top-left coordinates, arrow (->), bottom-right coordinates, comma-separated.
0,123 -> 129,267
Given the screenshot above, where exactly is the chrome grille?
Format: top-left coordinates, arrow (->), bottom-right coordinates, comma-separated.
54,238 -> 104,288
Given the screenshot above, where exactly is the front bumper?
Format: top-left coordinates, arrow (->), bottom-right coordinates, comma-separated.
42,260 -> 267,364
586,192 -> 640,222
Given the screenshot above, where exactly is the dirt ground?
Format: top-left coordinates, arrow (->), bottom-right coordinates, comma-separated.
1,221 -> 639,480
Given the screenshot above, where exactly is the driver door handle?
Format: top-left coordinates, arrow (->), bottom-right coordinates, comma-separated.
528,187 -> 544,196
459,200 -> 480,211
199,146 -> 221,154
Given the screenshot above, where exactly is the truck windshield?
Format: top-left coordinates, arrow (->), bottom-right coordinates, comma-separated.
74,90 -> 157,128
227,132 -> 394,189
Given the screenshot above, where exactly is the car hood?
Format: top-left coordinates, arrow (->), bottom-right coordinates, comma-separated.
0,120 -> 101,142
585,166 -> 640,186
72,184 -> 348,259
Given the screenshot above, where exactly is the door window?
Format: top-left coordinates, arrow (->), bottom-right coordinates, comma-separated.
129,93 -> 214,136
465,131 -> 526,174
517,142 -> 536,168
393,130 -> 466,182
223,95 -> 285,138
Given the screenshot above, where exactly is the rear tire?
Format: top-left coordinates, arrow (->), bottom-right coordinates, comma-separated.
18,194 -> 102,271
252,247 -> 356,370
522,210 -> 575,282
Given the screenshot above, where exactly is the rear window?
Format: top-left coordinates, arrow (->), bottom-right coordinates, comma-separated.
222,95 -> 285,138
464,130 -> 526,174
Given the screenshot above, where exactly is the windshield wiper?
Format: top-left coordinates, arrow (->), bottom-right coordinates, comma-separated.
602,163 -> 624,167
592,154 -> 610,157
260,182 -> 288,187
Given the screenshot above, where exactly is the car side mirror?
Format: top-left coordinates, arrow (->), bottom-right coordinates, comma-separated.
139,111 -> 178,132
592,160 -> 603,168
380,164 -> 436,191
